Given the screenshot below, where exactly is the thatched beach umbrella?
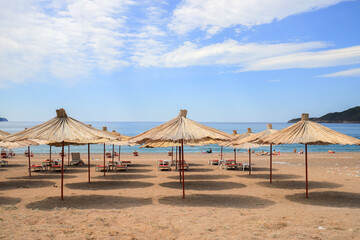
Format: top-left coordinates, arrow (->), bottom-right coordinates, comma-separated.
2,108 -> 117,200
258,113 -> 360,198
222,128 -> 258,174
129,109 -> 232,198
234,124 -> 278,181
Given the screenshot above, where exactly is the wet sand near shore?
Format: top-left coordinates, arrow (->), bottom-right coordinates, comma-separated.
0,152 -> 359,239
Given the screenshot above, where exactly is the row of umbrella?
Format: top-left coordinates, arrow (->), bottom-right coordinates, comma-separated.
1,109 -> 360,200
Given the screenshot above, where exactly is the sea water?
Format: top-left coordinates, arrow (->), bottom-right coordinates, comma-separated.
1,121 -> 360,154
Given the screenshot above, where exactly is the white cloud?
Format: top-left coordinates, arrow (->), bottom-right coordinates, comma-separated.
242,45 -> 360,71
319,68 -> 360,78
133,39 -> 329,67
169,0 -> 348,35
0,0 -> 134,85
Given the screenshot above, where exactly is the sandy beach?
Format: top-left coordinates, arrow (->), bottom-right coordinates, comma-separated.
0,151 -> 359,239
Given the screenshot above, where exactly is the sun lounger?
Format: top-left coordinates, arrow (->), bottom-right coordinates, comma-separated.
168,151 -> 173,156
208,159 -> 219,165
31,164 -> 44,172
1,150 -> 9,158
241,163 -> 253,171
177,161 -> 189,171
9,150 -> 15,157
157,160 -> 171,171
24,150 -> 34,157
96,164 -> 109,172
70,152 -> 85,166
220,160 -> 238,170
133,151 -> 138,156
114,161 -> 127,171
106,152 -> 112,158
121,160 -> 132,166
0,160 -> 9,166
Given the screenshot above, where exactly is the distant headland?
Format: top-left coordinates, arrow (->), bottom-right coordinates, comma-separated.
0,117 -> 8,122
288,106 -> 360,123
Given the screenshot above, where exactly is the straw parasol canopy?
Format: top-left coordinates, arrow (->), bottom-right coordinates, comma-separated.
258,114 -> 360,146
130,109 -> 233,198
2,109 -> 117,146
258,113 -> 360,198
129,110 -> 233,145
0,130 -> 10,138
0,130 -> 38,149
222,128 -> 258,148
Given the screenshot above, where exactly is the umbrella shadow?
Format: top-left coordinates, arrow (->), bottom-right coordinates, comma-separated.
65,181 -> 154,191
167,174 -> 231,180
285,191 -> 360,208
126,168 -> 153,173
131,164 -> 152,167
26,195 -> 153,210
0,180 -> 56,191
257,180 -> 342,190
187,168 -> 214,173
187,163 -> 205,167
0,196 -> 22,206
8,174 -> 78,180
0,168 -> 7,172
159,194 -> 275,209
94,174 -> 154,180
251,167 -> 279,172
160,181 -> 246,191
238,174 -> 302,180
64,167 -> 88,174
4,164 -> 27,168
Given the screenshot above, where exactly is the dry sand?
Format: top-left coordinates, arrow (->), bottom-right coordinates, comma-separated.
0,151 -> 359,239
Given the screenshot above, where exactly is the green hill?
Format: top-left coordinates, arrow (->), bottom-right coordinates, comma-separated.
288,106 -> 360,123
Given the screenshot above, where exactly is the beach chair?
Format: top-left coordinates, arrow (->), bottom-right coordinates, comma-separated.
50,160 -> 67,171
168,151 -> 173,156
177,161 -> 190,171
221,160 -> 238,170
114,161 -> 127,171
133,151 -> 138,156
0,160 -> 9,166
121,160 -> 132,166
70,152 -> 85,166
24,150 -> 34,157
96,164 -> 109,172
42,159 -> 53,170
158,160 -> 171,171
106,152 -> 112,158
208,159 -> 219,165
59,152 -> 66,157
241,163 -> 253,171
30,164 -> 44,172
1,149 -> 9,158
9,150 -> 15,158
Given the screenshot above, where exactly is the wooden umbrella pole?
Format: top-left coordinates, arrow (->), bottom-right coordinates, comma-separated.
270,144 -> 272,183
103,143 -> 106,176
234,148 -> 236,163
175,146 -> 178,170
249,148 -> 252,175
28,146 -> 31,177
179,145 -> 182,183
61,141 -> 64,200
221,146 -> 223,160
305,144 -> 309,199
68,145 -> 70,166
112,144 -> 115,171
171,146 -> 174,164
182,139 -> 185,199
119,146 -> 121,162
50,145 -> 52,162
88,144 -> 91,183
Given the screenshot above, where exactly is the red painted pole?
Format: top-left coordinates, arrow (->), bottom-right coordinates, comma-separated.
68,145 -> 70,166
305,144 -> 309,199
61,141 -> 64,200
28,146 -> 31,177
118,145 -> 121,162
270,144 -> 272,183
49,145 -> 52,162
112,144 -> 114,170
234,148 -> 236,163
220,146 -> 223,160
179,145 -> 182,183
103,143 -> 106,176
182,139 -> 185,199
88,143 -> 91,183
249,148 -> 251,175
171,146 -> 174,164
175,146 -> 178,170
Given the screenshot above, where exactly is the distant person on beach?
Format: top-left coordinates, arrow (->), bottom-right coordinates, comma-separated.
328,150 -> 335,153
206,148 -> 212,153
273,150 -> 277,155
298,148 -> 304,154
278,151 -> 280,155
293,148 -> 297,153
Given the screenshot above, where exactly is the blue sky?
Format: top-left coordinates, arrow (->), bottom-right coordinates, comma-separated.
0,0 -> 359,122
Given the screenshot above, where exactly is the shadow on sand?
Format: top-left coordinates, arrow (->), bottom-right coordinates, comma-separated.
186,168 -> 214,173
238,173 -> 302,180
26,195 -> 153,210
160,181 -> 246,191
126,168 -> 153,173
131,164 -> 152,167
0,180 -> 56,191
0,196 -> 22,206
159,194 -> 274,209
249,167 -> 279,172
94,174 -> 154,180
65,181 -> 154,191
257,180 -> 342,190
0,168 -> 7,172
285,191 -> 360,208
4,164 -> 27,168
8,174 -> 78,180
167,174 -> 231,181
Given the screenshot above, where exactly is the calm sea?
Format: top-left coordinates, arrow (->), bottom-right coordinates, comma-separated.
1,121 -> 360,154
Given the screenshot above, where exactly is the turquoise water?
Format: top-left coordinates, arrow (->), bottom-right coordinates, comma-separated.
1,121 -> 360,154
